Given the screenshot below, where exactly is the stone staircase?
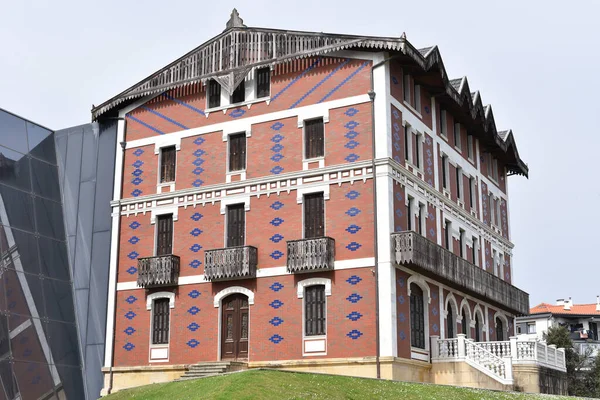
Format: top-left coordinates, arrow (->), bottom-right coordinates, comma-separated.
176,361 -> 247,381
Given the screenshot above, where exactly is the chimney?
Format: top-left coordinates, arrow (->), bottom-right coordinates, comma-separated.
564,297 -> 572,311
556,299 -> 564,306
596,296 -> 599,312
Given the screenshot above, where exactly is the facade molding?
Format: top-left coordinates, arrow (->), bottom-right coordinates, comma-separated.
146,291 -> 176,310
406,274 -> 432,304
213,286 -> 255,307
296,278 -> 332,298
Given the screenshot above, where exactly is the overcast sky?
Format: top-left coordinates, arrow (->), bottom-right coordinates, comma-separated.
1,1 -> 598,307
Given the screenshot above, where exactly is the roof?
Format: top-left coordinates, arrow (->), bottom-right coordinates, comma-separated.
530,302 -> 600,317
91,10 -> 528,176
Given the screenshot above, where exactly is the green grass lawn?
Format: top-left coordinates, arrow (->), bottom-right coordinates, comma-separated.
104,369 -> 578,400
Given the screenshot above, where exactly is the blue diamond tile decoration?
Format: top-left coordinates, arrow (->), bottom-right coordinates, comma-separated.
188,322 -> 200,332
270,166 -> 284,175
132,169 -> 143,177
269,282 -> 284,292
392,76 -> 399,85
271,134 -> 284,143
126,266 -> 137,275
270,201 -> 284,210
346,241 -> 362,252
345,130 -> 359,139
344,140 -> 360,149
347,311 -> 363,321
345,108 -> 359,117
346,207 -> 361,217
270,217 -> 284,226
398,312 -> 406,323
123,342 -> 135,351
230,109 -> 246,118
269,317 -> 284,326
124,327 -> 136,336
347,329 -> 363,340
192,167 -> 204,175
344,121 -> 359,129
347,293 -> 363,303
395,192 -> 403,201
395,209 -> 403,218
31,375 -> 41,385
399,330 -> 406,340
193,148 -> 206,157
193,157 -> 205,165
424,105 -> 431,114
190,259 -> 202,269
129,221 -> 141,230
192,179 -> 204,187
346,225 -> 361,234
23,349 -> 32,358
347,275 -> 362,285
125,295 -> 137,304
188,290 -> 201,299
188,306 -> 200,315
190,228 -> 203,237
270,250 -> 284,260
271,122 -> 284,131
132,177 -> 143,186
191,213 -> 203,221
345,190 -> 360,200
270,233 -> 284,243
269,334 -> 284,344
345,153 -> 360,163
269,299 -> 284,309
270,153 -> 284,162
125,311 -> 136,320
127,251 -> 139,260
187,339 -> 200,348
397,294 -> 405,304
133,149 -> 144,157
128,236 -> 140,245
432,307 -> 438,316
131,189 -> 142,197
271,144 -> 284,153
193,137 -> 205,145
190,244 -> 202,252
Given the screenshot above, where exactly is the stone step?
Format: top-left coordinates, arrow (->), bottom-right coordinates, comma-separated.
183,370 -> 226,376
188,365 -> 229,370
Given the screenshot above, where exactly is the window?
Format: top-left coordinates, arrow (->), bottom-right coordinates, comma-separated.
442,155 -> 448,190
472,236 -> 478,266
403,73 -> 411,103
467,134 -> 474,160
410,283 -> 425,349
444,220 -> 451,250
456,167 -> 462,201
304,118 -> 324,159
496,317 -> 504,341
229,133 -> 246,172
439,109 -> 447,136
491,157 -> 499,182
489,194 -> 495,225
459,229 -> 465,258
414,84 -> 421,112
454,122 -> 461,150
404,124 -> 411,162
152,298 -> 170,345
256,67 -> 271,98
527,323 -> 536,334
447,304 -> 455,338
475,314 -> 481,342
305,285 -> 326,336
418,203 -> 425,236
208,80 -> 221,108
231,80 -> 246,104
493,250 -> 498,276
496,199 -> 501,227
160,146 -> 176,183
304,192 -> 324,238
469,177 -> 475,208
156,214 -> 173,255
407,197 -> 413,231
517,325 -> 522,334
226,204 -> 245,247
415,132 -> 422,168
461,309 -> 469,336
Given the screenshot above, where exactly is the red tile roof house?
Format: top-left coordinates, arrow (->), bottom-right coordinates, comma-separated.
97,9 -> 566,396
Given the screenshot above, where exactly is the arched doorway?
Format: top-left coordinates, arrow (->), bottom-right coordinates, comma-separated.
496,317 -> 504,341
461,308 -> 469,337
221,293 -> 249,360
447,304 -> 455,338
475,314 -> 481,342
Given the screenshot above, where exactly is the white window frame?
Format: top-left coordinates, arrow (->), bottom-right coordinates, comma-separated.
467,134 -> 474,161
440,109 -> 447,137
472,236 -> 479,266
459,228 -> 466,258
205,67 -> 269,113
404,123 -> 413,164
456,167 -> 464,204
454,122 -> 461,151
298,278 -> 332,356
407,275 -> 431,358
403,73 -> 411,103
469,177 -> 476,209
147,291 -> 175,362
459,299 -> 472,339
414,84 -> 421,113
441,154 -> 450,193
489,193 -> 496,227
418,202 -> 426,236
444,293 -> 460,339
527,323 -> 537,334
302,117 -> 326,168
415,131 -> 423,170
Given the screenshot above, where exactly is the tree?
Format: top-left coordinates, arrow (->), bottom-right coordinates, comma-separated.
584,349 -> 600,398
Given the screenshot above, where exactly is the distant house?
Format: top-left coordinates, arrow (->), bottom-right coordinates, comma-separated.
517,298 -> 600,357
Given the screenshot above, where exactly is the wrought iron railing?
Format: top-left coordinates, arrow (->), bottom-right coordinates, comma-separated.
286,237 -> 335,273
204,246 -> 258,281
137,255 -> 180,288
392,231 -> 529,315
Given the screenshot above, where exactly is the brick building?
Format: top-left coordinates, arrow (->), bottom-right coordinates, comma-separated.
96,10 -> 564,395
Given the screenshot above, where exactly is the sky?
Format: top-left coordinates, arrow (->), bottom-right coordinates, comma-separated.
1,0 -> 598,307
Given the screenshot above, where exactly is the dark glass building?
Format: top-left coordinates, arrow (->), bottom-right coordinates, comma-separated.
0,108 -> 116,400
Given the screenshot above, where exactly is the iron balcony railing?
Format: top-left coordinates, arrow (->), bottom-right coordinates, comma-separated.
392,231 -> 529,315
204,246 -> 258,281
287,237 -> 335,273
137,255 -> 180,288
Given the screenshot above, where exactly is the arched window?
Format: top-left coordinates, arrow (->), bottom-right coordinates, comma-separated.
461,309 -> 469,337
475,314 -> 481,342
447,304 -> 455,338
496,317 -> 504,341
410,283 -> 425,349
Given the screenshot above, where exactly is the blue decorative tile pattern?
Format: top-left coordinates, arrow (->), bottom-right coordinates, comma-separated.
125,295 -> 138,304
345,207 -> 361,217
397,294 -> 405,304
346,242 -> 362,251
190,228 -> 203,237
346,275 -> 362,285
127,251 -> 139,260
133,149 -> 144,157
229,108 -> 246,118
191,212 -> 203,221
129,221 -> 141,230
191,133 -> 207,188
188,290 -> 201,299
269,300 -> 284,309
345,190 -> 360,200
270,250 -> 284,260
271,58 -> 321,103
131,189 -> 142,197
346,293 -> 363,303
124,311 -> 136,320
347,329 -> 363,340
269,317 -> 284,326
318,61 -> 370,103
188,322 -> 200,332
128,236 -> 140,245
193,137 -> 205,145
188,306 -> 200,315
123,342 -> 135,351
345,153 -> 359,163
141,106 -> 189,130
290,59 -> 351,109
187,339 -> 200,348
270,282 -> 284,292
127,114 -> 165,136
190,244 -> 202,252
270,201 -> 284,210
269,234 -> 284,243
268,121 -> 285,177
189,259 -> 202,269
126,266 -> 137,275
398,312 -> 406,323
130,147 -> 145,197
347,311 -> 363,321
269,334 -> 284,344
399,330 -> 406,340
346,225 -> 361,234
124,327 -> 136,336
345,108 -> 359,117
270,217 -> 284,227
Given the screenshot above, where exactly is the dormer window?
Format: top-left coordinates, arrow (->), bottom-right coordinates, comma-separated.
208,80 -> 221,108
231,80 -> 245,104
256,67 -> 270,98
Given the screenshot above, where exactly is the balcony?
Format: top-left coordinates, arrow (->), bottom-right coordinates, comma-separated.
392,231 -> 529,315
204,246 -> 258,281
287,237 -> 335,273
137,255 -> 180,288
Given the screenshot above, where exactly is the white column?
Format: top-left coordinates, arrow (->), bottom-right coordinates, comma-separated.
372,53 -> 391,160
430,335 -> 440,359
503,356 -> 513,381
457,333 -> 467,359
509,336 -> 518,360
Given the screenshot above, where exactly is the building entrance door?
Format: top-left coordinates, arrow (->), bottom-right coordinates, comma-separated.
221,293 -> 249,360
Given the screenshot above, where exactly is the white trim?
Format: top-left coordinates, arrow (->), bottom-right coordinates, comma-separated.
297,109 -> 329,128
297,277 -> 332,298
222,122 -> 252,142
406,274 -> 430,352
473,304 -> 486,340
8,319 -> 32,340
220,194 -> 251,214
151,206 -> 178,224
213,286 -> 254,307
406,275 -> 431,304
296,184 -> 330,204
154,137 -> 181,154
146,291 -> 175,310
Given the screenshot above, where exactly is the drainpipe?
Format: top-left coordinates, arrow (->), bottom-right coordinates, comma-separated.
369,52 -> 405,380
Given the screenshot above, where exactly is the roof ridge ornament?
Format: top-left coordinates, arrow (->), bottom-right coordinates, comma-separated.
225,8 -> 246,31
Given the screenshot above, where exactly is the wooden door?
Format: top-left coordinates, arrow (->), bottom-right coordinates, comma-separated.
221,293 -> 249,360
156,214 -> 173,255
226,204 -> 245,247
304,193 -> 324,238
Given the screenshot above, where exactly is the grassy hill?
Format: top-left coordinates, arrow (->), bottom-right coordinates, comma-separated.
103,369 -> 578,400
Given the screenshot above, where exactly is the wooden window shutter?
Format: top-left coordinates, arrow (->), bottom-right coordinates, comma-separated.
304,119 -> 324,159
208,80 -> 221,108
227,204 -> 245,247
305,285 -> 326,336
256,67 -> 271,98
231,80 -> 245,104
156,214 -> 173,255
304,193 -> 324,239
152,298 -> 170,345
229,133 -> 246,172
160,146 -> 176,183
410,283 -> 425,349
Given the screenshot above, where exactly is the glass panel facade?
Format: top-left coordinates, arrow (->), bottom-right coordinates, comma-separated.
0,109 -> 84,399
